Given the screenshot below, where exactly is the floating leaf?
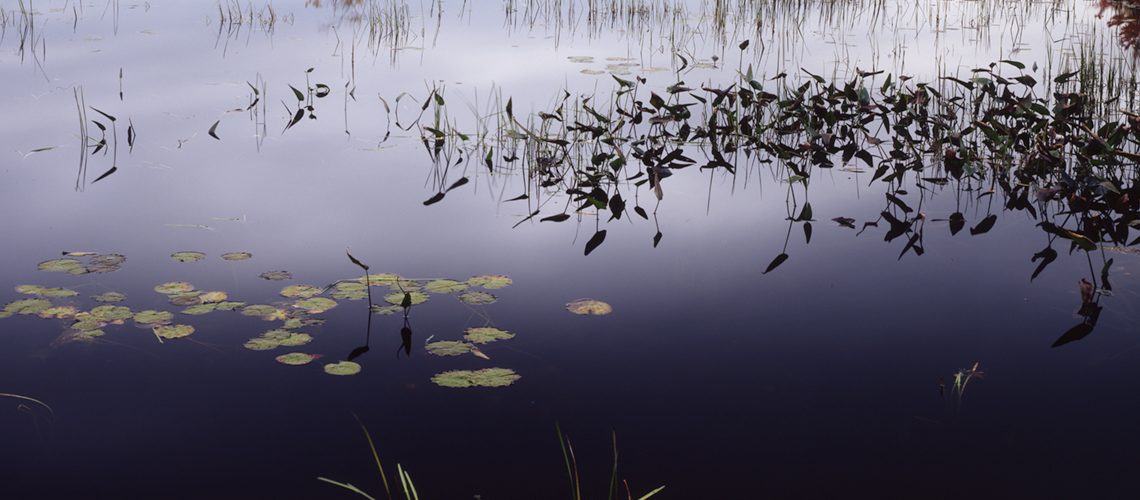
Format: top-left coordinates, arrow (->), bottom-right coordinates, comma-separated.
425,279 -> 468,294
361,273 -> 401,285
38,306 -> 79,319
0,298 -> 53,318
134,310 -> 174,325
241,304 -> 278,317
566,298 -> 612,315
199,291 -> 228,303
214,301 -> 247,311
38,259 -> 85,273
384,291 -> 429,306
181,304 -> 217,315
93,292 -> 126,303
431,368 -> 520,388
259,271 -> 293,281
244,329 -> 313,350
168,293 -> 203,306
323,361 -> 362,376
275,352 -> 319,366
221,252 -> 252,261
15,285 -> 78,298
464,327 -> 514,344
281,284 -> 323,298
87,254 -> 126,273
171,251 -> 206,263
154,324 -> 195,339
458,291 -> 496,305
294,297 -> 338,314
90,305 -> 133,322
425,341 -> 472,357
370,305 -> 402,315
467,275 -> 512,289
70,313 -> 106,331
154,282 -> 195,295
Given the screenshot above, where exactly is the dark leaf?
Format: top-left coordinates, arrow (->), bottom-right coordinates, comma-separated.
541,213 -> 571,222
290,85 -> 305,101
949,212 -> 965,235
346,250 -> 370,271
208,120 -> 220,140
804,222 -> 813,244
91,166 -> 117,184
584,230 -> 607,256
422,192 -> 446,206
446,176 -> 469,192
1030,246 -> 1057,281
634,206 -> 648,220
763,253 -> 789,274
970,215 -> 997,235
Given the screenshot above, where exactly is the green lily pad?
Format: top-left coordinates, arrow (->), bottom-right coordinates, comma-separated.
241,304 -> 278,317
387,280 -> 421,292
171,251 -> 206,263
154,324 -> 195,339
332,289 -> 369,300
431,368 -> 520,388
566,299 -> 612,315
15,285 -> 78,298
244,329 -> 313,351
259,271 -> 293,281
199,291 -> 228,303
38,306 -> 80,319
90,305 -> 133,322
281,285 -> 323,299
1,298 -> 53,318
323,361 -> 362,376
468,275 -> 512,289
360,273 -> 401,285
294,297 -> 338,314
93,292 -> 126,303
425,341 -> 472,356
275,352 -> 319,365
384,291 -> 429,306
214,301 -> 246,311
221,252 -> 253,261
283,317 -> 324,329
168,293 -> 203,306
37,258 -> 85,273
134,310 -> 174,325
458,291 -> 496,305
425,279 -> 468,294
71,313 -> 107,331
181,304 -> 217,315
370,305 -> 402,315
464,327 -> 515,344
155,282 -> 195,295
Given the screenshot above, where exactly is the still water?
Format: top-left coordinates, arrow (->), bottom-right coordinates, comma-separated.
2,1 -> 1140,498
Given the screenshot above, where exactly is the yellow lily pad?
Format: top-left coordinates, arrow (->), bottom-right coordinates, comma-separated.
467,275 -> 512,289
425,341 -> 471,356
431,368 -> 520,388
458,291 -> 496,305
154,324 -> 195,339
221,252 -> 253,261
275,352 -> 319,365
281,285 -> 323,299
566,298 -> 612,315
464,327 -> 514,344
171,251 -> 206,263
425,279 -> 468,293
323,361 -> 362,376
154,282 -> 195,295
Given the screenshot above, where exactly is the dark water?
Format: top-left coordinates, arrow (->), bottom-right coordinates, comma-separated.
3,1 -> 1140,498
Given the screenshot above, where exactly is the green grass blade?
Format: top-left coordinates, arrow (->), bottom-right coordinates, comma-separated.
317,477 -> 378,500
354,414 -> 392,500
608,430 -> 619,500
555,421 -> 576,500
637,485 -> 666,500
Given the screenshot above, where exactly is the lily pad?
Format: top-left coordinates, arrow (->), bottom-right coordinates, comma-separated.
567,55 -> 595,63
332,289 -> 369,300
370,305 -> 402,315
37,258 -> 85,273
154,282 -> 195,295
168,293 -> 203,306
71,313 -> 107,331
90,305 -> 133,321
425,279 -> 468,294
243,330 -> 313,351
283,316 -> 324,329
566,298 -> 612,315
281,284 -> 323,299
468,275 -> 512,289
464,327 -> 515,344
425,341 -> 472,356
1,298 -> 53,318
323,361 -> 362,376
134,310 -> 174,325
38,306 -> 80,319
199,291 -> 228,303
154,324 -> 195,339
214,301 -> 246,311
171,251 -> 206,263
275,352 -> 319,366
15,285 -> 78,297
360,273 -> 401,285
181,304 -> 217,315
431,368 -> 520,388
294,297 -> 338,314
384,291 -> 429,306
221,252 -> 253,261
87,254 -> 126,273
93,292 -> 126,303
458,291 -> 497,305
259,271 -> 293,281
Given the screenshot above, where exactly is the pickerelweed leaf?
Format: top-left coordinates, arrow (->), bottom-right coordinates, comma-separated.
584,230 -> 607,256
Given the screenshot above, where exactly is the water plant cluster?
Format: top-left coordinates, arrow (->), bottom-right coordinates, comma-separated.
0,251 -> 524,387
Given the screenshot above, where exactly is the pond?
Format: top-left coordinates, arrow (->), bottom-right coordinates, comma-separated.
3,0 -> 1140,498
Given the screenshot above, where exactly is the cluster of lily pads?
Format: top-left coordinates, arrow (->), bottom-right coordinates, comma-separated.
1,253 -> 533,386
